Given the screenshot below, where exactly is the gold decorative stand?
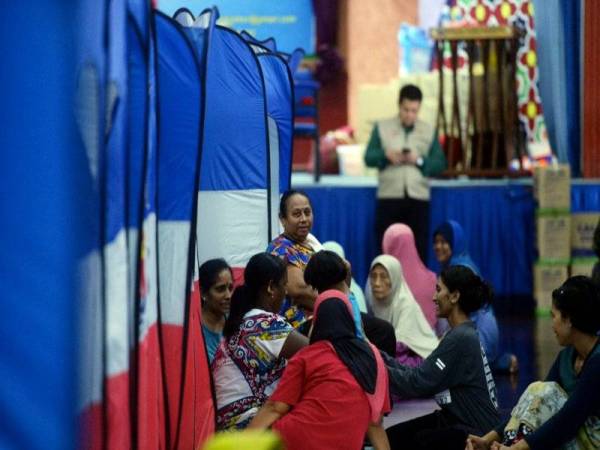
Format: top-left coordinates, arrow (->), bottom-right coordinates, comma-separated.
431,26 -> 527,177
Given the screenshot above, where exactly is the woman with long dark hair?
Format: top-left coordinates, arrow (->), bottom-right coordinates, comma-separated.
384,265 -> 500,450
468,276 -> 600,450
250,250 -> 391,450
211,253 -> 308,430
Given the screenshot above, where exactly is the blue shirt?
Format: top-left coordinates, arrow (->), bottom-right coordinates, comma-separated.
202,323 -> 222,363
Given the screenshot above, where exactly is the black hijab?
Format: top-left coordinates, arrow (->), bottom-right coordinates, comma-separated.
310,297 -> 377,394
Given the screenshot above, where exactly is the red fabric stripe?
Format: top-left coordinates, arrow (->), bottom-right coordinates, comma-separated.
106,371 -> 131,449
79,403 -> 103,450
137,324 -> 166,450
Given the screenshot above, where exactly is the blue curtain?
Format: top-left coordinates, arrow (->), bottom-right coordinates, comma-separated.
533,0 -> 581,174
428,184 -> 536,298
0,3 -> 82,449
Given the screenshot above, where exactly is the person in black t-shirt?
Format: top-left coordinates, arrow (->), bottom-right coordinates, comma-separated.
383,265 -> 499,450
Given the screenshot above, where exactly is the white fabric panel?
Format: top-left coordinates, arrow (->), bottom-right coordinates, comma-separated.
77,250 -> 103,409
173,10 -> 194,26
138,213 -> 159,343
127,228 -> 139,348
267,116 -> 281,240
158,221 -> 191,325
193,10 -> 212,28
104,229 -> 130,376
196,189 -> 269,267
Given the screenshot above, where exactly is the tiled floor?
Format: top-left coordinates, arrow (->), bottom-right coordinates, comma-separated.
384,303 -> 562,428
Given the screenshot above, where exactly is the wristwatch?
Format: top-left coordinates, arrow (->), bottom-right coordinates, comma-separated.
416,157 -> 424,167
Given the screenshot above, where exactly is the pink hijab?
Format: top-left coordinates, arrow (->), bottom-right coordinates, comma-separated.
382,224 -> 437,329
313,290 -> 389,423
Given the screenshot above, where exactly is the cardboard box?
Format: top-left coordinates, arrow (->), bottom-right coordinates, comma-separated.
536,212 -> 571,261
533,165 -> 571,210
534,263 -> 569,312
570,257 -> 599,277
571,213 -> 600,256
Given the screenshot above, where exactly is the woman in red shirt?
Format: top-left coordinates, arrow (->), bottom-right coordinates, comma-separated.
250,250 -> 391,450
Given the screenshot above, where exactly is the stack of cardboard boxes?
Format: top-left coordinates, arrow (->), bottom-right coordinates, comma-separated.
533,165 -> 571,314
571,212 -> 600,276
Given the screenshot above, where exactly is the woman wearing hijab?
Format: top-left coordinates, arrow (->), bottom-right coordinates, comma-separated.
382,223 -> 437,329
366,255 -> 438,366
433,220 -> 479,273
250,251 -> 391,450
433,220 -> 518,374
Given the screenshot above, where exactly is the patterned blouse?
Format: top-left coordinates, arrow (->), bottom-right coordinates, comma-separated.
266,234 -> 314,271
267,234 -> 316,330
211,309 -> 294,430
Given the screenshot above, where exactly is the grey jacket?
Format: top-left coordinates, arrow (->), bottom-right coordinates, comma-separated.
383,321 -> 499,434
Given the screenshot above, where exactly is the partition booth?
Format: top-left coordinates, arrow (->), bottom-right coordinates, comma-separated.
75,4 -> 298,448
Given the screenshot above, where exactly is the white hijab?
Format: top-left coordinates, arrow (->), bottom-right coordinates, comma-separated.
365,255 -> 438,358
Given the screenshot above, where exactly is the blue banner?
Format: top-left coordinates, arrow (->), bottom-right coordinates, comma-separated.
158,0 -> 315,54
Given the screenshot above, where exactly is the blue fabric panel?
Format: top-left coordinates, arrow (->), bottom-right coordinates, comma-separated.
241,30 -> 277,51
128,0 -> 149,42
428,184 -> 535,297
126,11 -> 147,229
144,24 -> 159,220
533,0 -> 581,174
105,0 -> 128,243
155,13 -> 203,220
572,184 -> 600,212
561,0 -> 581,176
257,54 -> 293,191
301,186 -> 378,289
0,3 -> 85,449
201,26 -> 268,191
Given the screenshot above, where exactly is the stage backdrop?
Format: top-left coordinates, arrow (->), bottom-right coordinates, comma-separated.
296,177 -> 600,302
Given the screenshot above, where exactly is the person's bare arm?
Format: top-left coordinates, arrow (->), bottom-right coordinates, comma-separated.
279,330 -> 308,360
248,401 -> 291,429
367,420 -> 390,450
286,265 -> 317,310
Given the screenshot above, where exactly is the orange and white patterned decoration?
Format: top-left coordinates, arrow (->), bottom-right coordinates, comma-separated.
444,0 -> 546,143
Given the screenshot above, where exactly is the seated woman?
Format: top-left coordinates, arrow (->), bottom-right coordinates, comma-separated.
322,240 -> 368,313
467,276 -> 600,450
383,223 -> 438,330
249,250 -> 391,450
267,189 -> 396,357
267,190 -> 318,329
366,254 -> 438,366
433,220 -> 517,373
384,265 -> 500,450
199,258 -> 234,362
211,253 -> 308,430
